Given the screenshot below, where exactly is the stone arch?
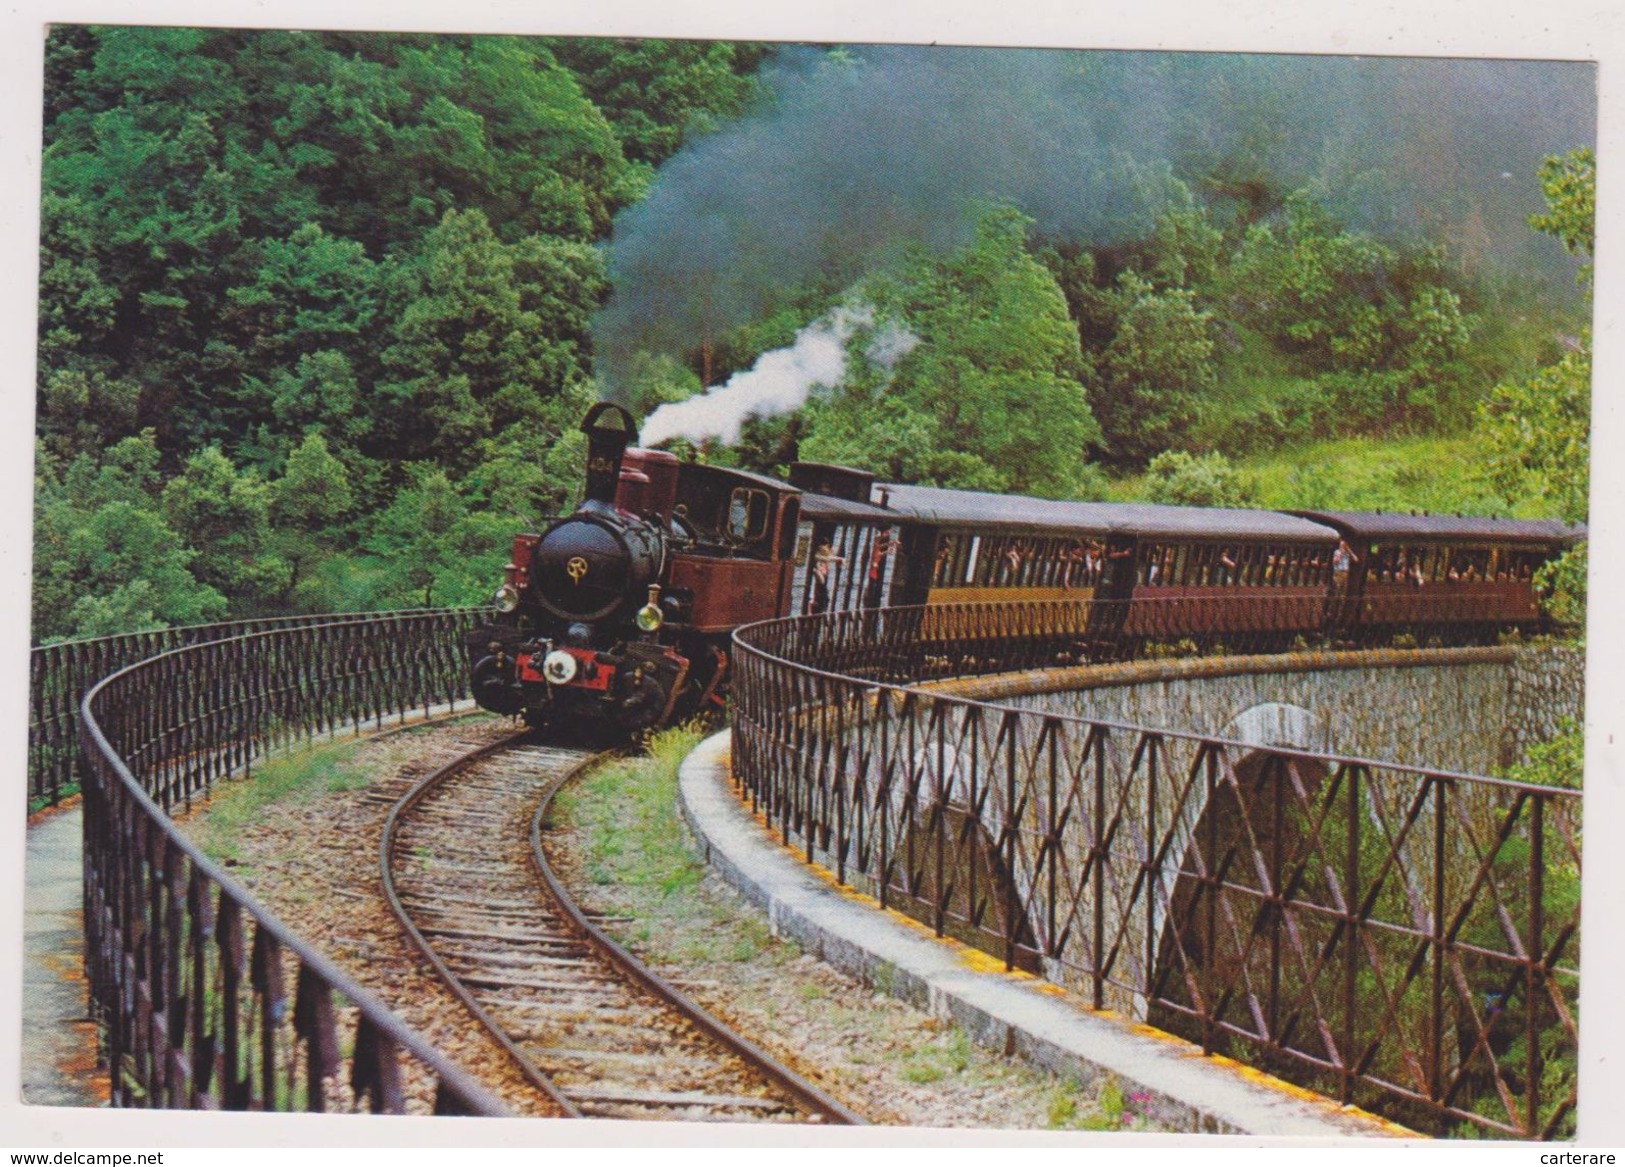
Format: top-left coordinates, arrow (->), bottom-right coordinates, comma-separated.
1146,744 -> 1333,1048
1220,700 -> 1329,753
1136,701 -> 1328,1006
876,739 -> 1041,971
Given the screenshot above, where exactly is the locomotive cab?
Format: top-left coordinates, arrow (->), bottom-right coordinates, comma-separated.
665,463 -> 802,631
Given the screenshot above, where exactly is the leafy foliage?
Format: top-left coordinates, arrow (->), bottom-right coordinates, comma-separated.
1528,148 -> 1594,289
33,434 -> 227,639
1480,339 -> 1590,525
542,38 -> 770,168
33,33 -> 1589,644
1141,450 -> 1259,508
34,28 -> 766,638
1098,273 -> 1217,464
794,207 -> 1100,497
1479,147 -> 1592,626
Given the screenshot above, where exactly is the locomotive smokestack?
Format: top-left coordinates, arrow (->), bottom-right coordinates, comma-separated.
580,402 -> 637,510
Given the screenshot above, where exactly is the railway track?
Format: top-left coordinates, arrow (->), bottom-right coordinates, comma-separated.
380,732 -> 864,1124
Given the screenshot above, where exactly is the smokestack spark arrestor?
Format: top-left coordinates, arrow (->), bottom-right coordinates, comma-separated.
580,402 -> 636,507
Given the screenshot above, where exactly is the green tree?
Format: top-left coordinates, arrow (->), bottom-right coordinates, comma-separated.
32,433 -> 225,640
542,38 -> 770,167
38,27 -> 637,468
363,469 -> 509,607
1528,147 -> 1594,289
1481,340 -> 1589,524
1225,194 -> 1475,430
1096,272 -> 1218,467
1135,170 -> 1225,292
374,208 -> 606,470
805,206 -> 1101,496
263,431 -> 358,609
1480,149 -> 1592,628
1141,450 -> 1259,507
161,447 -> 291,610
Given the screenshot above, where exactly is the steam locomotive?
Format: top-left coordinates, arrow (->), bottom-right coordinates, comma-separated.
465,403 -> 1582,736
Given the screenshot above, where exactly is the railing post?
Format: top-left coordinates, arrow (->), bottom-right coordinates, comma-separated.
1342,763 -> 1360,1105
1527,795 -> 1545,1138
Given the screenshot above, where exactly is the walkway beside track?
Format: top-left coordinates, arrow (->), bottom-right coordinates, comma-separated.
20,803 -> 108,1108
677,730 -> 1416,1140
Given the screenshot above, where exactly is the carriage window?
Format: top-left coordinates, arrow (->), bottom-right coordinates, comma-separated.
933,536 -> 957,587
1235,547 -> 1255,585
1139,545 -> 1160,585
1266,546 -> 1288,585
1508,549 -> 1537,581
726,488 -> 771,542
1465,548 -> 1490,581
1036,538 -> 1055,586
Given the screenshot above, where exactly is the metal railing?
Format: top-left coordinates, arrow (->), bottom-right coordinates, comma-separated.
79,610 -> 507,1115
731,599 -> 1581,1138
30,610 -> 477,811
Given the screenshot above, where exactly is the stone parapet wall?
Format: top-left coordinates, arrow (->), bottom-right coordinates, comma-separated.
921,643 -> 1583,776
1501,642 -> 1586,767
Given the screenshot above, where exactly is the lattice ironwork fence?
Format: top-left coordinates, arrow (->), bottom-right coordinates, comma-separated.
731,601 -> 1581,1138
78,610 -> 506,1115
30,610 -> 477,811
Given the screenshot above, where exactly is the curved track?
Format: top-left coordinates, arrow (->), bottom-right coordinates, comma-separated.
380,733 -> 863,1124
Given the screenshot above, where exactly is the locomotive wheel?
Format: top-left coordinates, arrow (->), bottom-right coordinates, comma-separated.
470,653 -> 525,715
616,672 -> 671,732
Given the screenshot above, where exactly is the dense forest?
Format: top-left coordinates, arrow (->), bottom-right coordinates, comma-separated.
32,29 -> 1593,642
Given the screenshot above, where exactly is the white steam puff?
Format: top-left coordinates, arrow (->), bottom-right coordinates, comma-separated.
638,307 -> 918,448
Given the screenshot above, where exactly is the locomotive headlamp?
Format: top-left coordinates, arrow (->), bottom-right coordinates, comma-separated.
493,583 -> 521,613
635,584 -> 664,633
541,649 -> 578,685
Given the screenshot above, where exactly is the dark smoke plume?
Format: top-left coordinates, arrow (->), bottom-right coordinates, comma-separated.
593,46 -> 1594,388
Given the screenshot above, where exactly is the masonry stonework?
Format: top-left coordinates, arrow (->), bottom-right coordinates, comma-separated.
928,643 -> 1584,776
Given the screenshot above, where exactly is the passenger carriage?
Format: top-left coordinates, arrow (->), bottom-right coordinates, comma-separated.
1290,510 -> 1583,644
867,482 -> 1340,654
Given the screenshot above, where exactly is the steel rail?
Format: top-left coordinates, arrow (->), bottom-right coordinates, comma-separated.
380,734 -> 862,1123
377,730 -> 586,1118
529,752 -> 868,1127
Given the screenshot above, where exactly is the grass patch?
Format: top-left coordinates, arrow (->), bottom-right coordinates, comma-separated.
191,738 -> 371,861
1043,1074 -> 1154,1132
552,724 -> 1175,1132
1109,431 -> 1562,519
1236,435 -> 1514,515
565,722 -> 708,900
901,1030 -> 972,1084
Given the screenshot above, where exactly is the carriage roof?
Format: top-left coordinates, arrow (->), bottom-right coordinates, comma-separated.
874,482 -> 1340,543
1288,510 -> 1584,547
797,492 -> 900,523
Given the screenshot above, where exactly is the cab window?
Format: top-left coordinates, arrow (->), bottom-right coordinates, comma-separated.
727,487 -> 771,542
